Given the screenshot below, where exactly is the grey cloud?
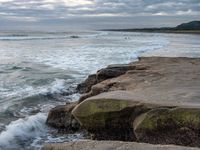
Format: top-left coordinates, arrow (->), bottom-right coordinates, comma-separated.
0,0 -> 199,18
0,0 -> 199,30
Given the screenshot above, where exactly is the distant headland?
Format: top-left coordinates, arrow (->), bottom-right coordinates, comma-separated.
103,21 -> 200,34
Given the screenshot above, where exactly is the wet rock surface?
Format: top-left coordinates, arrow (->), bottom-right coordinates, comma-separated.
42,140 -> 200,150
46,102 -> 80,132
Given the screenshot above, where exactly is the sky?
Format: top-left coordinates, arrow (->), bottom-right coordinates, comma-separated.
0,0 -> 200,31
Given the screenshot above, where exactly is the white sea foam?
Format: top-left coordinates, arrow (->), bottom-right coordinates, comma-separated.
0,78 -> 69,113
0,113 -> 47,150
0,31 -> 108,41
49,78 -> 67,94
14,79 -> 65,98
26,33 -> 168,74
0,35 -> 69,41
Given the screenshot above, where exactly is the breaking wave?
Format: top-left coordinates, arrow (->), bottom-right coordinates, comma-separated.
0,113 -> 47,150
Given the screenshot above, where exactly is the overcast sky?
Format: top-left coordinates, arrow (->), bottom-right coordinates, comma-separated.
0,0 -> 200,31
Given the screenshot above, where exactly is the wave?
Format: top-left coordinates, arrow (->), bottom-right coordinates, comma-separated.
0,36 -> 70,41
0,31 -> 109,41
0,78 -> 73,114
1,78 -> 68,99
0,113 -> 47,150
0,34 -> 29,37
0,111 -> 84,150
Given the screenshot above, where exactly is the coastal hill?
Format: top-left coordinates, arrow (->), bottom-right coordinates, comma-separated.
103,21 -> 200,33
175,21 -> 200,30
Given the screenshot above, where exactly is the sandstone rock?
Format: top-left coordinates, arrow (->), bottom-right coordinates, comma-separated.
96,64 -> 136,82
76,64 -> 136,94
42,140 -> 200,150
78,80 -> 121,103
72,90 -> 161,140
46,102 -> 80,131
133,108 -> 200,147
72,57 -> 200,144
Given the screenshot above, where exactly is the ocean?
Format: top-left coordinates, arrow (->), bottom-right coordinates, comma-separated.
0,31 -> 200,150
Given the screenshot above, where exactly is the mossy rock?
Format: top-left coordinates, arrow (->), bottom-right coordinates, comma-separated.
72,98 -> 141,140
72,91 -> 162,131
133,107 -> 200,146
72,98 -> 137,129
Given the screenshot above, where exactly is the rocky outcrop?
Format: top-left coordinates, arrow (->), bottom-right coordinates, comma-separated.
76,64 -> 136,94
45,57 -> 200,148
42,140 -> 200,150
72,57 -> 200,146
46,102 -> 80,132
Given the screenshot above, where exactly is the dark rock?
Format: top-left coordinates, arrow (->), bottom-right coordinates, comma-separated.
46,102 -> 80,132
71,118 -> 80,130
77,74 -> 97,94
70,35 -> 79,38
96,64 -> 136,82
76,64 -> 135,94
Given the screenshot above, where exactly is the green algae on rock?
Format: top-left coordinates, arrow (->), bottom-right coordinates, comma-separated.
133,108 -> 200,147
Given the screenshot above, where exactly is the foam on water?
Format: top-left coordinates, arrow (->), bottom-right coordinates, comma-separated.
29,40 -> 168,74
0,113 -> 47,150
0,78 -> 71,113
0,31 -> 107,41
49,78 -> 67,94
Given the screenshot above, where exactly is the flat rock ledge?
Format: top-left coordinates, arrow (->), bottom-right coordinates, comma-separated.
45,57 -> 200,148
42,140 -> 200,150
72,57 -> 200,147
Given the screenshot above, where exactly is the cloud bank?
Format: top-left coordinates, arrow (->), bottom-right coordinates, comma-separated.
0,0 -> 199,30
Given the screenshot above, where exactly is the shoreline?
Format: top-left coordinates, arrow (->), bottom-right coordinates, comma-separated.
44,56 -> 200,149
101,29 -> 200,34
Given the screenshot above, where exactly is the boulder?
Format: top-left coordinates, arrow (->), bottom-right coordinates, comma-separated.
72,91 -> 160,140
42,140 -> 200,150
46,102 -> 80,132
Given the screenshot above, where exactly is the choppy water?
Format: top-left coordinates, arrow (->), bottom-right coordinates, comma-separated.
0,31 -> 199,150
